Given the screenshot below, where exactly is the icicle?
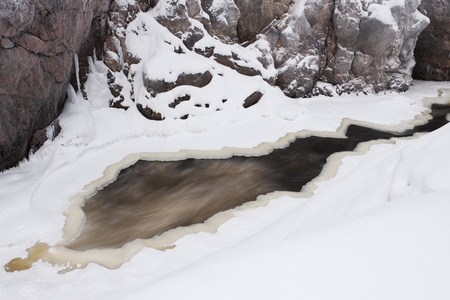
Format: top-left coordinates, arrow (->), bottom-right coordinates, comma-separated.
74,53 -> 81,92
88,56 -> 95,74
67,85 -> 77,104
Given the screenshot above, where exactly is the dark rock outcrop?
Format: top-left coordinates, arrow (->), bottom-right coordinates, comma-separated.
137,103 -> 165,121
413,0 -> 450,81
243,91 -> 263,108
144,71 -> 213,97
213,53 -> 262,77
0,0 -> 111,171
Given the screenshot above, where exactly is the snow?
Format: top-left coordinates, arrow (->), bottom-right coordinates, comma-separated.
292,0 -> 306,17
368,4 -> 396,25
1,5 -> 450,299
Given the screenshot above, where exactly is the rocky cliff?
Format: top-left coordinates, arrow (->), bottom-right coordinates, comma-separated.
0,0 -> 111,171
106,0 -> 429,104
0,0 -> 448,171
413,0 -> 450,81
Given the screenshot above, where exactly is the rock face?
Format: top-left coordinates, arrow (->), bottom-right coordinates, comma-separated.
265,0 -> 335,97
0,0 -> 111,170
234,0 -> 293,42
413,0 -> 450,81
142,0 -> 429,97
254,0 -> 429,96
0,0 -> 445,171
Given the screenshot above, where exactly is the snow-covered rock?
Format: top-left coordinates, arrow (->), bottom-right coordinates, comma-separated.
0,0 -> 442,171
104,0 -> 429,103
253,0 -> 429,97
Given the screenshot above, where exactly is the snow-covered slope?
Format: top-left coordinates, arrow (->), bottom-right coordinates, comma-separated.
0,75 -> 449,299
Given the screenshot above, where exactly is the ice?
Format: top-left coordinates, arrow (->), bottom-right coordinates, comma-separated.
73,54 -> 81,92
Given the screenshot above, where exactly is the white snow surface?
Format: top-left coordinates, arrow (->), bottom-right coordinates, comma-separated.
1,6 -> 450,299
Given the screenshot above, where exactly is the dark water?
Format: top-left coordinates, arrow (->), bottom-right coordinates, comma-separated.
67,105 -> 450,250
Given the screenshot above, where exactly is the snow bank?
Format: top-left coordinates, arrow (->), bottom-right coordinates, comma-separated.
0,79 -> 449,298
1,82 -> 450,299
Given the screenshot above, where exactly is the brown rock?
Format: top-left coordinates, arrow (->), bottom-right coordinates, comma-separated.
28,120 -> 61,154
169,95 -> 191,108
0,37 -> 14,49
234,0 -> 293,42
243,91 -> 263,108
214,53 -> 261,77
144,71 -> 213,97
137,104 -> 165,120
413,0 -> 450,80
0,0 -> 111,171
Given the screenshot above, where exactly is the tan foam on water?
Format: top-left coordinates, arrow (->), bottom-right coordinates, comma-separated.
5,91 -> 450,272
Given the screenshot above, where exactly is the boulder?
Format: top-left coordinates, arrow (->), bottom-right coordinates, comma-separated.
243,91 -> 263,108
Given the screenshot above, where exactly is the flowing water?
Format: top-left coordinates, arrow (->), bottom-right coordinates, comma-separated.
66,104 -> 450,251
5,98 -> 450,272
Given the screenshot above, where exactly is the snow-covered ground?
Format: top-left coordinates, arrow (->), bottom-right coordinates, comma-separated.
1,78 -> 449,299
1,4 -> 450,298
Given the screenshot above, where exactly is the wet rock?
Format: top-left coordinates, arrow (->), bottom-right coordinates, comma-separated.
413,0 -> 450,81
0,0 -> 111,171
